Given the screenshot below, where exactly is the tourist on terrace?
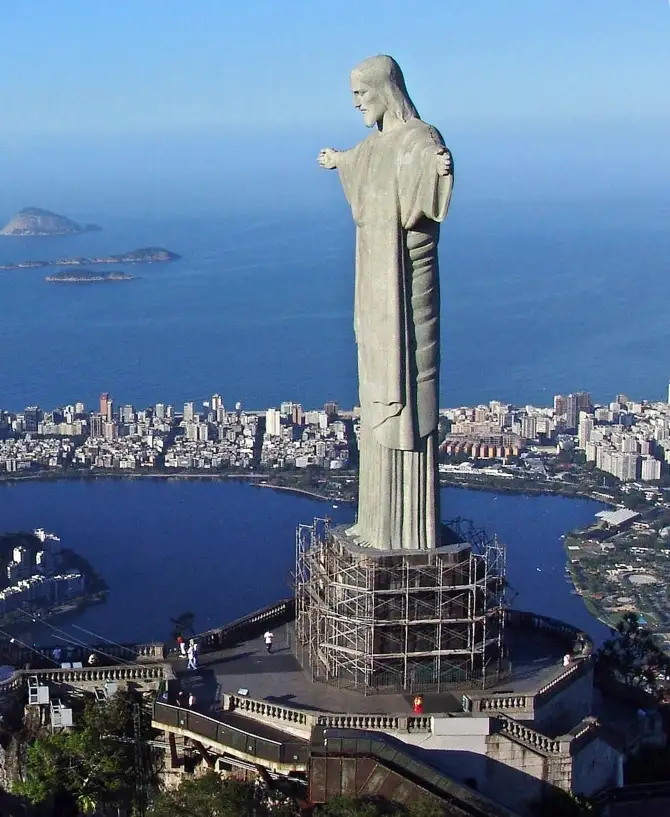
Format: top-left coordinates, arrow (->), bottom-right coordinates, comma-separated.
187,641 -> 198,671
176,633 -> 187,657
188,692 -> 196,709
264,631 -> 274,653
87,652 -> 99,666
52,647 -> 62,664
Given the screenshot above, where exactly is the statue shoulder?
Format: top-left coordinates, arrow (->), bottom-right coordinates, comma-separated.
406,119 -> 446,149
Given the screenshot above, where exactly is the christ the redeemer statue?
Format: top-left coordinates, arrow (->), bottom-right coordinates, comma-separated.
318,55 -> 454,551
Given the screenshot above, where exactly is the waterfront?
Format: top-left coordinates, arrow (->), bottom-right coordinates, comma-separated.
0,479 -> 611,646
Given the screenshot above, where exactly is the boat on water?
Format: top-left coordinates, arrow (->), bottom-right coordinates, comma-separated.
332,504 -> 339,509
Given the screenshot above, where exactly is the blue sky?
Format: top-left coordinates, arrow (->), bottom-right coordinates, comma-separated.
0,0 -> 668,212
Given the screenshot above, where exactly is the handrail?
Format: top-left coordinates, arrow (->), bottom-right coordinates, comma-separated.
152,700 -> 309,766
0,662 -> 168,691
173,598 -> 295,654
223,693 -> 432,735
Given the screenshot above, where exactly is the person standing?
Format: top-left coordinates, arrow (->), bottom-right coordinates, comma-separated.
52,647 -> 62,664
187,641 -> 198,671
188,692 -> 196,709
176,633 -> 186,657
263,631 -> 274,654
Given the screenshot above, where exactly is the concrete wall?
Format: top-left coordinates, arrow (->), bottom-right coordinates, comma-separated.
571,736 -> 621,797
533,667 -> 594,733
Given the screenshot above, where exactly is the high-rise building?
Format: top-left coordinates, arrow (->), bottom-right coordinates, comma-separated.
121,405 -> 135,424
75,402 -> 85,415
521,416 -> 537,440
610,451 -> 639,482
24,406 -> 41,433
641,456 -> 662,482
291,404 -> 304,425
266,408 -> 281,437
90,413 -> 104,438
578,413 -> 595,449
324,401 -> 339,418
553,394 -> 567,418
183,402 -> 195,423
211,394 -> 223,412
99,393 -> 112,421
566,392 -> 591,430
154,403 -> 166,420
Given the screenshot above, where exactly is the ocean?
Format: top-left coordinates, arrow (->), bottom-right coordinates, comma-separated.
0,193 -> 668,414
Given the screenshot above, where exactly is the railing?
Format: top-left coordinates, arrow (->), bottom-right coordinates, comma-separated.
495,716 -> 561,754
535,656 -> 592,708
506,609 -> 592,655
0,640 -> 165,668
175,598 -> 295,655
473,695 -> 530,714
152,700 -> 309,766
223,693 -> 432,735
0,662 -> 167,691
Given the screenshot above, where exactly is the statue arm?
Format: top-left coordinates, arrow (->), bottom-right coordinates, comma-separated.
400,131 -> 454,229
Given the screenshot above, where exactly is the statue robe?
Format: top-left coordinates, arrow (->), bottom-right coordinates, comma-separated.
336,118 -> 453,550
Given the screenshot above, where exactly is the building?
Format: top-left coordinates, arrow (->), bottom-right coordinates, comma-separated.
641,455 -> 662,482
566,392 -> 591,430
99,393 -> 113,422
183,402 -> 195,423
578,412 -> 594,449
266,408 -> 282,438
24,406 -> 41,433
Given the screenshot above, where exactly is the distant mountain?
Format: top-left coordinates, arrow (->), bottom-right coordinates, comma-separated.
0,207 -> 101,236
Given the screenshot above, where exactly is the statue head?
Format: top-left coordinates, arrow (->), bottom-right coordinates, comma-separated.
350,55 -> 419,130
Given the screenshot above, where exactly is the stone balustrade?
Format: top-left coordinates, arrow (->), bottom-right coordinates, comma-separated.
185,599 -> 295,654
0,640 -> 165,668
474,695 -> 530,714
495,716 -> 561,754
223,693 -> 432,735
0,663 -> 167,690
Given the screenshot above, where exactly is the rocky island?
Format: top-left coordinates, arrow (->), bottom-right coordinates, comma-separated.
0,528 -> 106,625
0,246 -> 180,271
46,270 -> 134,283
0,207 -> 101,236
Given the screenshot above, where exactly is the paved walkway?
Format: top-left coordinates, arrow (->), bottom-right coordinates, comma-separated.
169,623 -> 568,718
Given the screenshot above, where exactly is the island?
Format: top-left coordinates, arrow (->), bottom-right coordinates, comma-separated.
45,270 -> 134,284
0,528 -> 106,625
0,207 -> 101,236
0,246 -> 180,271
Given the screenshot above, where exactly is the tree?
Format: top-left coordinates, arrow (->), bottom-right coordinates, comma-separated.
170,610 -> 196,640
149,772 -> 296,817
596,612 -> 670,694
13,690 -> 156,816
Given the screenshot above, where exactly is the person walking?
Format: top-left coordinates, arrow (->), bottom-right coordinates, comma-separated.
176,633 -> 187,657
263,631 -> 274,654
187,641 -> 198,671
177,689 -> 185,708
188,692 -> 196,709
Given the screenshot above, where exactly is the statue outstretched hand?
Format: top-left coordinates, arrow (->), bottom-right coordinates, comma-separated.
318,148 -> 339,170
436,148 -> 453,178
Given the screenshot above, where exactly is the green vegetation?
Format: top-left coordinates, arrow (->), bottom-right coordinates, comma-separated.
13,691 -> 157,816
595,612 -> 670,694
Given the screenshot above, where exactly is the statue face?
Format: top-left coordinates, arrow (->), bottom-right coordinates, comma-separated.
350,77 -> 386,128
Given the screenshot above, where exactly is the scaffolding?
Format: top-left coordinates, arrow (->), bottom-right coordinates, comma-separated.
294,517 -> 506,694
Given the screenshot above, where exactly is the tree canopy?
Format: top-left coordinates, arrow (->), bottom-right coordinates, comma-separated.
596,612 -> 670,694
13,690 -> 155,816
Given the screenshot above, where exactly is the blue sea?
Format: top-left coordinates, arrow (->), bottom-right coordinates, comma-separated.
0,193 -> 668,413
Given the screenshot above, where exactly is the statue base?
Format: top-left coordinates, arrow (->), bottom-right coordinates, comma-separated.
294,517 -> 506,695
